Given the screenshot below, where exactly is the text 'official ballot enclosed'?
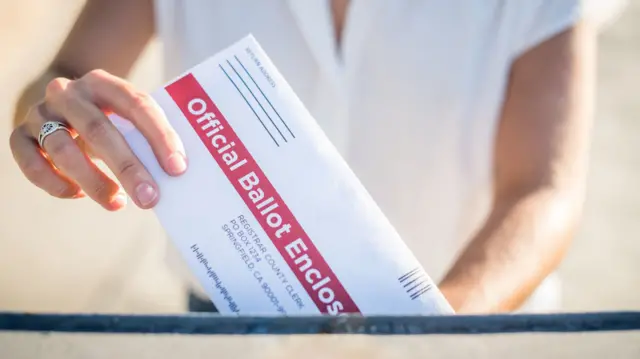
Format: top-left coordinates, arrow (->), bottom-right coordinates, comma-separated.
113,35 -> 453,316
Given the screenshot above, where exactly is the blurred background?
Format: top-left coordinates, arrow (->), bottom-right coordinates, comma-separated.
0,0 -> 639,316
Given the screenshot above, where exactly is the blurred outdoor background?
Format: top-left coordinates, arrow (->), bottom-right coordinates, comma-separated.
1,1 -> 639,358
0,0 -> 638,316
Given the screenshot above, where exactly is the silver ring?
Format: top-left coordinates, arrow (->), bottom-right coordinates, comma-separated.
38,121 -> 71,149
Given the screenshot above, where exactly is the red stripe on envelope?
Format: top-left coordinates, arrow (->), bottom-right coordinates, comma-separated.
166,74 -> 360,314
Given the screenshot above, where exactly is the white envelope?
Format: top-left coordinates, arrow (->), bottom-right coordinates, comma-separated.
114,35 -> 453,316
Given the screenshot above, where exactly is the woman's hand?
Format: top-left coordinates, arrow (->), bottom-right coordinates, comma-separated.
9,69 -> 187,211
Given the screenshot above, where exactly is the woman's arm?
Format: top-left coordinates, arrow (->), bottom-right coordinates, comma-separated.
12,0 -> 154,128
439,22 -> 596,313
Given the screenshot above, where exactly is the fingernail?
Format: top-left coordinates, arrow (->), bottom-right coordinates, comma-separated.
110,192 -> 128,209
167,152 -> 188,175
136,182 -> 158,207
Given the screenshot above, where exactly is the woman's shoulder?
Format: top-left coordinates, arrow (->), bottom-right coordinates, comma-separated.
501,0 -> 627,58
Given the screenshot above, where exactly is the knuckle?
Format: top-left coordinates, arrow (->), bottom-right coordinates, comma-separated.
44,77 -> 69,98
116,159 -> 140,178
129,92 -> 153,116
66,78 -> 92,100
89,178 -> 112,198
49,81 -> 84,115
83,118 -> 111,143
83,69 -> 109,83
50,184 -> 77,198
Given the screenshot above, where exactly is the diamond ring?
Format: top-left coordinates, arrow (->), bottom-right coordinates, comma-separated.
38,121 -> 71,149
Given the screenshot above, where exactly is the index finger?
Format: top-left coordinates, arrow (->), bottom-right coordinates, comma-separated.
81,70 -> 188,177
